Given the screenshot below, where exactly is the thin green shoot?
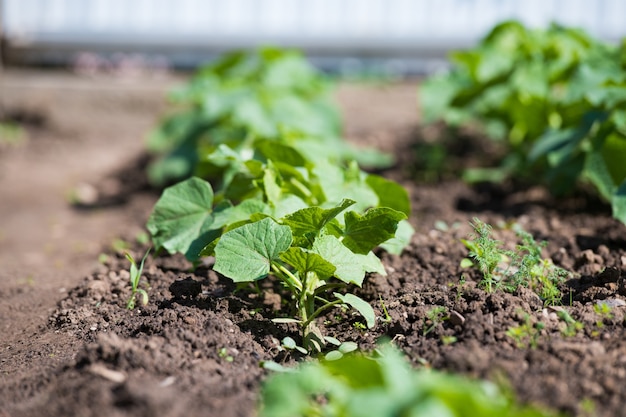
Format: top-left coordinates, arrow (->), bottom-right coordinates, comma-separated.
125,249 -> 151,310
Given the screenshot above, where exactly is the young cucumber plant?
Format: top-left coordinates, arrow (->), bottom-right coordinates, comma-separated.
260,343 -> 559,417
146,47 -> 414,352
124,249 -> 150,310
421,20 -> 626,224
147,47 -> 391,187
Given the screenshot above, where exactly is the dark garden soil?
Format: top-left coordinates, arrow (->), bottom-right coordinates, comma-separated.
2,70 -> 626,417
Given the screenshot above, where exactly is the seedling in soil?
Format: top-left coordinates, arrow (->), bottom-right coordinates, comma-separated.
260,343 -> 559,417
462,219 -> 569,304
218,347 -> 234,362
379,295 -> 392,323
441,335 -> 458,345
461,219 -> 508,292
423,306 -> 448,336
124,249 -> 150,310
557,309 -> 583,337
145,48 -> 414,353
211,203 -> 404,352
506,313 -> 545,349
353,322 -> 367,331
593,302 -> 614,321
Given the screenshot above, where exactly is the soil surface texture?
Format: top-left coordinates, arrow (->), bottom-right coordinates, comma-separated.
1,70 -> 625,417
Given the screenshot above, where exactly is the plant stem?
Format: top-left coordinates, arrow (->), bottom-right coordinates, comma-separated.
271,263 -> 302,292
303,299 -> 343,329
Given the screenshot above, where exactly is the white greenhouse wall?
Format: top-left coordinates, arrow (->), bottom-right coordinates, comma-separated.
1,0 -> 625,71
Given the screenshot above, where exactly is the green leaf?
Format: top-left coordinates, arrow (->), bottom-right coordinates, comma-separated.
281,199 -> 356,242
342,208 -> 407,255
261,163 -> 283,205
279,247 -> 336,280
282,337 -> 297,349
324,350 -> 343,361
214,218 -> 292,282
612,180 -> 626,225
333,293 -> 376,329
256,140 -> 307,166
312,235 -> 385,286
312,160 -> 379,211
584,150 -> 617,200
338,341 -> 358,354
198,200 -> 271,257
212,199 -> 271,229
146,177 -> 215,260
365,175 -> 411,217
379,219 -> 414,255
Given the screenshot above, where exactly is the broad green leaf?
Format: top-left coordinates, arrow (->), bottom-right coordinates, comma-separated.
261,163 -> 283,206
212,199 -> 271,229
380,219 -> 415,255
214,218 -> 292,282
529,128 -> 582,163
255,140 -> 307,167
600,132 -> 626,184
584,150 -> 616,200
612,180 -> 626,225
281,199 -> 356,241
146,177 -> 215,260
333,293 -> 376,329
312,235 -> 385,286
342,208 -> 407,255
279,247 -> 336,280
312,160 -> 379,211
198,199 -> 271,257
272,195 -> 309,219
365,175 -> 411,216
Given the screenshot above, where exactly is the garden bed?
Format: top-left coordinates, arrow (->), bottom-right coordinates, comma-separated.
1,70 -> 625,417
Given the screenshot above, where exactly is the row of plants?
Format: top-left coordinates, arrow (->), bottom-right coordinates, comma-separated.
420,20 -> 626,224
145,47 -> 413,352
135,46 -> 566,416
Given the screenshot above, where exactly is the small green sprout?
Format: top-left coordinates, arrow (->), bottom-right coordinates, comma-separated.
557,309 -> 583,337
441,335 -> 458,345
125,249 -> 151,310
281,336 -> 308,355
461,219 -> 509,292
506,313 -> 544,349
353,322 -> 367,331
218,347 -> 234,362
593,302 -> 614,322
379,295 -> 392,323
423,306 -> 448,336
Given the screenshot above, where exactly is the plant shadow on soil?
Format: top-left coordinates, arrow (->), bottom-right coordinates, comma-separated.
3,83 -> 626,417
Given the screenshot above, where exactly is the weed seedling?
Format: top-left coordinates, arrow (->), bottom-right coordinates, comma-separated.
461,219 -> 510,292
506,313 -> 544,349
557,309 -> 583,337
462,219 -> 570,304
218,347 -> 234,362
379,295 -> 392,323
353,322 -> 367,331
441,335 -> 458,345
423,306 -> 448,336
593,302 -> 614,324
125,249 -> 150,310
